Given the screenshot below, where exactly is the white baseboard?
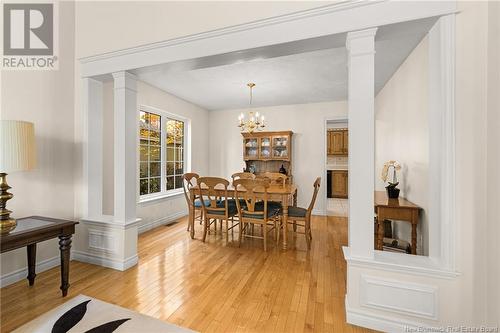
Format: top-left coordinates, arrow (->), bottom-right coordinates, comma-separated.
137,211 -> 186,234
345,296 -> 429,333
72,250 -> 138,271
0,255 -> 60,288
312,208 -> 327,216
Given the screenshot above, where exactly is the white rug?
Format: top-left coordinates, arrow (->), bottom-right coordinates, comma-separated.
13,295 -> 196,333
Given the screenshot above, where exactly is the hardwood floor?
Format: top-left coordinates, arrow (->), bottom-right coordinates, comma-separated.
1,215 -> 375,333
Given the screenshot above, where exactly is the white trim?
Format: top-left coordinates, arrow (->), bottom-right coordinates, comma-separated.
138,189 -> 183,204
138,211 -> 186,234
88,229 -> 118,254
343,246 -> 460,279
80,216 -> 142,229
0,255 -> 60,288
345,296 -> 431,333
78,1 -> 384,64
78,1 -> 457,78
311,209 -> 326,216
360,275 -> 438,320
437,15 -> 456,271
72,251 -> 138,271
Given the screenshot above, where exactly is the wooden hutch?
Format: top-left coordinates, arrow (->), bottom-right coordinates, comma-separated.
242,131 -> 293,181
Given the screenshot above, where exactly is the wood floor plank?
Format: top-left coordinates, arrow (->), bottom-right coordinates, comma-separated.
0,215 -> 377,333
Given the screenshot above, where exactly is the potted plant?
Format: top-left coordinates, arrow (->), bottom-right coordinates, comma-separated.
381,160 -> 401,199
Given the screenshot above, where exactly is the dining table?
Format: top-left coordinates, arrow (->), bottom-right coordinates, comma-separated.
189,183 -> 298,249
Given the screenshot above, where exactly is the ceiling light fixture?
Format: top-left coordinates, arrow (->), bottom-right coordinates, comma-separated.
237,83 -> 265,133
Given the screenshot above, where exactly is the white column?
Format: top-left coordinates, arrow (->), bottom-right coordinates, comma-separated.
82,78 -> 103,219
346,28 -> 377,258
112,71 -> 138,223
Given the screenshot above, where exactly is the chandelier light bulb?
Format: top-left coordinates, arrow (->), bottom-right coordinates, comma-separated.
236,83 -> 266,133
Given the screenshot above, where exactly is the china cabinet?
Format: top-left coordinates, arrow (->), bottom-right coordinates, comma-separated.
242,131 -> 293,181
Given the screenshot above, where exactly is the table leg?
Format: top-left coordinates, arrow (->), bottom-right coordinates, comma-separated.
282,194 -> 288,250
59,235 -> 72,297
27,243 -> 36,286
377,212 -> 384,251
411,223 -> 417,255
189,191 -> 195,239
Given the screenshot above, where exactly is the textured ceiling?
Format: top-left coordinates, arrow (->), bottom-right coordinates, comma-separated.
133,17 -> 438,110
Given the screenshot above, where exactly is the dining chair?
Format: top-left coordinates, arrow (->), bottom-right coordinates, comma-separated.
197,177 -> 238,244
182,173 -> 203,232
286,177 -> 321,249
260,172 -> 287,187
231,172 -> 256,182
233,178 -> 281,251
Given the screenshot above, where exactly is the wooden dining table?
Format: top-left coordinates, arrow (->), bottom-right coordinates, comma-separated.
189,183 -> 297,249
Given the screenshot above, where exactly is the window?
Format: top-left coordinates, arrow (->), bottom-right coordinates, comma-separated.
165,119 -> 184,190
139,107 -> 186,198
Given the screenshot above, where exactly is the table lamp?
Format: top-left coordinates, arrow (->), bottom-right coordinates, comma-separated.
0,120 -> 36,234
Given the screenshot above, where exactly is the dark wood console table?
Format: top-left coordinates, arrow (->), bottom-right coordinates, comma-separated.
374,191 -> 421,255
0,216 -> 78,296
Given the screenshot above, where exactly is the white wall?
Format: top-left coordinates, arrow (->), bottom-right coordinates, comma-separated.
486,0 -> 500,326
454,1 -> 489,324
101,80 -> 209,233
0,1 -> 75,286
374,35 -> 429,255
208,101 -> 348,214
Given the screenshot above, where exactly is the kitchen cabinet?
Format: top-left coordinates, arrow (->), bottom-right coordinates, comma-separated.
331,170 -> 348,198
327,129 -> 348,156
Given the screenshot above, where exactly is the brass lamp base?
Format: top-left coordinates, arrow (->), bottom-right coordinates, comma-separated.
0,173 -> 16,234
0,218 -> 16,234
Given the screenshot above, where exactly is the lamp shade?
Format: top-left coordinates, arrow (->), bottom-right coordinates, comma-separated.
0,120 -> 36,173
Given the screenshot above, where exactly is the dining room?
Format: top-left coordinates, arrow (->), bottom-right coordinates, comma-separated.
83,15 -> 438,272
1,1 -> 484,331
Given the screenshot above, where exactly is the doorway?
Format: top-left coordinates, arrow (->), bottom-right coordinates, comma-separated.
324,119 -> 348,217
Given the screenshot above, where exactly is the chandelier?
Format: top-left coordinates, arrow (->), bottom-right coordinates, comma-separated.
237,83 -> 265,133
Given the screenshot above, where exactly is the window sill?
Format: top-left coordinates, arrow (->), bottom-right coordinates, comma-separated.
342,246 -> 460,280
138,190 -> 184,204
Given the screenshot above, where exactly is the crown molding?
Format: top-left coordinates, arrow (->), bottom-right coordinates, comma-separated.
79,0 -> 384,64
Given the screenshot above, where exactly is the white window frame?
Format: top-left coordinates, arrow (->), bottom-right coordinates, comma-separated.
138,104 -> 190,203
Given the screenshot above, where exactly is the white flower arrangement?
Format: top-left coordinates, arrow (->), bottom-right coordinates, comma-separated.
381,160 -> 401,186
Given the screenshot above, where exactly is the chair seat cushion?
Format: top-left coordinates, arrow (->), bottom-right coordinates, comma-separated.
287,206 -> 307,218
243,201 -> 282,219
228,198 -> 247,209
268,201 -> 283,214
206,199 -> 238,216
194,199 -> 212,208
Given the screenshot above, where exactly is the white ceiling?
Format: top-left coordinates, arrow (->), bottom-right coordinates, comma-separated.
132,17 -> 438,111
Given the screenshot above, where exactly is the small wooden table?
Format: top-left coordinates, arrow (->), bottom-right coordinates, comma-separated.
374,191 -> 421,255
0,216 -> 78,296
189,184 -> 297,249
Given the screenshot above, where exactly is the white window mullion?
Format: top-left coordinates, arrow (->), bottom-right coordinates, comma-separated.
161,116 -> 167,194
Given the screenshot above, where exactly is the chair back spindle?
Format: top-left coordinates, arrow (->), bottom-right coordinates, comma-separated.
233,178 -> 269,220
182,173 -> 200,208
231,172 -> 256,183
260,172 -> 287,187
198,177 -> 229,216
306,177 -> 322,220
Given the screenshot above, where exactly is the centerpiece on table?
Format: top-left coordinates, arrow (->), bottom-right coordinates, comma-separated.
381,160 -> 401,199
